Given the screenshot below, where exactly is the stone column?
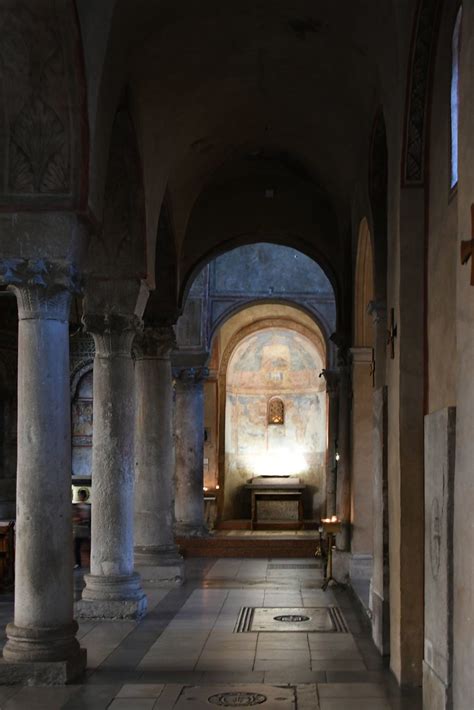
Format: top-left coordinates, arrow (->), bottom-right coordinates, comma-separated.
76,313 -> 147,619
321,369 -> 339,517
0,259 -> 86,683
134,326 -> 184,584
174,367 -> 208,537
336,353 -> 351,551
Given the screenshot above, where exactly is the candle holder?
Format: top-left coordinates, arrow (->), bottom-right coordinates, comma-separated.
321,517 -> 344,591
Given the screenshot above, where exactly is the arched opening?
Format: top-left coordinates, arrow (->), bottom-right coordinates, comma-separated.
450,6 -> 463,190
354,218 -> 375,348
350,218 -> 377,611
221,320 -> 327,528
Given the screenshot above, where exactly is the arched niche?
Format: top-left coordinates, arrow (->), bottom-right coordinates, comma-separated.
71,369 -> 93,478
220,323 -> 327,523
354,218 -> 375,348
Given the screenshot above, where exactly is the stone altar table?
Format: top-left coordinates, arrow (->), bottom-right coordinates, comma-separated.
245,476 -> 306,530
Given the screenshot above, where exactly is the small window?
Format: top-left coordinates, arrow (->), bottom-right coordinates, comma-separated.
268,397 -> 284,425
450,6 -> 462,189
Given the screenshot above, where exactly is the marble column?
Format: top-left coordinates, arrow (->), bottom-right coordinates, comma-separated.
0,259 -> 86,682
321,369 -> 339,517
134,326 -> 184,584
336,353 -> 352,551
76,313 -> 147,619
174,367 -> 208,537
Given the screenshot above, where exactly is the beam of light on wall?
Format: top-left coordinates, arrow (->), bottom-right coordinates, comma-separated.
248,450 -> 309,477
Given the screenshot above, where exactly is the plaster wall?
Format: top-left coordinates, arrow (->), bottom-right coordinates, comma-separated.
223,327 -> 326,521
351,350 -> 374,555
427,1 -> 459,414
453,5 -> 474,708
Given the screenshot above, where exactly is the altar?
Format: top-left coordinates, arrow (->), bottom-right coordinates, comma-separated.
245,476 -> 306,530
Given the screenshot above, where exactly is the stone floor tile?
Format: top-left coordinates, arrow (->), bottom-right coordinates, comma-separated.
318,682 -> 388,698
294,684 -> 320,710
264,670 -> 327,684
311,659 -> 367,671
4,686 -> 79,709
319,699 -> 391,710
153,684 -> 185,710
116,683 -> 165,698
108,699 -> 156,710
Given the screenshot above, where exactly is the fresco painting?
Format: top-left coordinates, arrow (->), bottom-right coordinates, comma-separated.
224,327 -> 327,520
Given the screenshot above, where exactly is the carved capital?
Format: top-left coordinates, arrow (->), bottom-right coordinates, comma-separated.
83,312 -> 142,358
134,326 -> 176,360
320,368 -> 340,395
0,258 -> 81,321
173,366 -> 209,389
367,300 -> 387,326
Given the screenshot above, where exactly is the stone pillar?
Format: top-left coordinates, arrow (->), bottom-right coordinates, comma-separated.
367,300 -> 387,390
336,354 -> 351,551
76,313 -> 147,619
134,326 -> 184,585
372,386 -> 390,656
423,407 -> 456,710
0,259 -> 86,683
350,347 -> 374,583
174,367 -> 208,537
321,369 -> 339,517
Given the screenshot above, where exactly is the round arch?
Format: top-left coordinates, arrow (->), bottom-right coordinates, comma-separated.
215,314 -> 327,525
354,218 -> 375,347
178,234 -> 341,325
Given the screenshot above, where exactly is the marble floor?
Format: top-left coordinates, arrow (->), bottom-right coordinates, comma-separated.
0,558 -> 421,709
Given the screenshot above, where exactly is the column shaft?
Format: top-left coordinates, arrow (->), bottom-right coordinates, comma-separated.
77,313 -> 146,619
174,368 -> 208,537
134,327 -> 184,583
0,259 -> 85,682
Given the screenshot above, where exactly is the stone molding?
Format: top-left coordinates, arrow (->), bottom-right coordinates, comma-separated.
83,312 -> 142,358
0,258 -> 81,321
173,366 -> 209,389
134,325 -> 176,360
350,346 -> 373,365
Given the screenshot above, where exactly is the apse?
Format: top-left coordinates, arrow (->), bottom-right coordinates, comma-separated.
222,326 -> 327,522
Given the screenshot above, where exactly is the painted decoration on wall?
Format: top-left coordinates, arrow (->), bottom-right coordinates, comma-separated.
223,327 -> 327,520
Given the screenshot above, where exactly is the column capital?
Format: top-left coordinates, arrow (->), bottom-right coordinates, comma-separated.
134,325 -> 176,360
367,299 -> 387,325
83,312 -> 142,358
173,366 -> 209,389
319,368 -> 340,395
0,258 -> 81,321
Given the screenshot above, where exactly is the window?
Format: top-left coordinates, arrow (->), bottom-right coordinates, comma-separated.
451,6 -> 462,189
268,397 -> 284,425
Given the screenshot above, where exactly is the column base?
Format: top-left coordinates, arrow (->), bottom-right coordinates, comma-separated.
75,572 -> 147,620
135,545 -> 185,586
175,523 -> 209,538
1,622 -> 86,684
0,650 -> 86,686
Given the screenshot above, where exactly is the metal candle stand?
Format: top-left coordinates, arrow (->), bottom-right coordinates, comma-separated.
321,519 -> 344,591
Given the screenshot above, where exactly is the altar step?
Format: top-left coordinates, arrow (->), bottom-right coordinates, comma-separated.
217,519 -> 320,531
176,530 -> 320,558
